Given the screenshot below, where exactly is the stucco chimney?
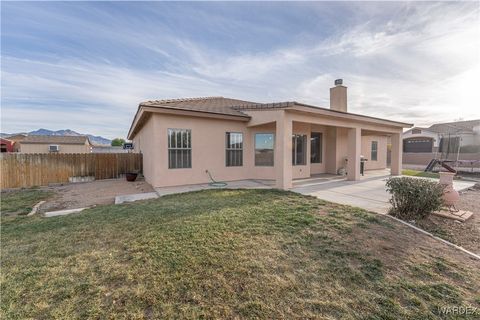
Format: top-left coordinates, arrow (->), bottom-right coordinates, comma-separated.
330,79 -> 347,112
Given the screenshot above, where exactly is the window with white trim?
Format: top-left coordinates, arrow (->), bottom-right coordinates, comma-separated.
226,132 -> 243,167
168,129 -> 191,169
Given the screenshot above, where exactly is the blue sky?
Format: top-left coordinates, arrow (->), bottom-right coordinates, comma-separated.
1,1 -> 479,139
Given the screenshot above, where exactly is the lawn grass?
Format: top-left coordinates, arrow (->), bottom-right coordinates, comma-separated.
1,189 -> 479,319
1,188 -> 54,215
402,169 -> 440,179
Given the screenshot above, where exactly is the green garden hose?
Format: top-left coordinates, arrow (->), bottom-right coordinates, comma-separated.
205,170 -> 227,187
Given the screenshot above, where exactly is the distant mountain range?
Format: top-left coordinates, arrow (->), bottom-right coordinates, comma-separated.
1,129 -> 112,146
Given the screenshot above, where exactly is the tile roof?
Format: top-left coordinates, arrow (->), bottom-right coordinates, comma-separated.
129,96 -> 412,139
21,135 -> 90,145
140,97 -> 262,118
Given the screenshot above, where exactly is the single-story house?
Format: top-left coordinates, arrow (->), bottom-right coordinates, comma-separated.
19,135 -> 93,154
128,80 -> 412,189
402,119 -> 480,165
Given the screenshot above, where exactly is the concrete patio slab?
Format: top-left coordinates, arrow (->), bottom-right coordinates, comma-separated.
115,192 -> 159,204
292,171 -> 476,214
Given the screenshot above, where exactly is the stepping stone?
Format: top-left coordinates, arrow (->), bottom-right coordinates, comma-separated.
44,207 -> 89,217
433,209 -> 473,222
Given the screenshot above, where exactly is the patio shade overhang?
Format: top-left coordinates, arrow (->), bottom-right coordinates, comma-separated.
242,102 -> 412,132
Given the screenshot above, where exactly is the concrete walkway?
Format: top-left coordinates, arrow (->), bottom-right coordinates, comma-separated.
155,179 -> 273,196
292,170 -> 476,214
115,192 -> 159,204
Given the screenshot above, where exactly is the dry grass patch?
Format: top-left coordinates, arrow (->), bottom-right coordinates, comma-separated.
1,189 -> 479,319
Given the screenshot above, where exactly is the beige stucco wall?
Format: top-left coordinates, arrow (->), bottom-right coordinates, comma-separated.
361,135 -> 387,170
324,127 -> 348,174
20,142 -> 91,154
133,114 -> 333,188
132,111 -> 396,188
135,114 -> 260,188
132,114 -> 159,186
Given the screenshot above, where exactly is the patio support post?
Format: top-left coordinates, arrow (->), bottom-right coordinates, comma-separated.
275,112 -> 293,189
347,127 -> 361,181
391,132 -> 402,176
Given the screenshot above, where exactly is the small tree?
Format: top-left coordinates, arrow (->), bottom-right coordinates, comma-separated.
386,177 -> 444,220
111,138 -> 125,147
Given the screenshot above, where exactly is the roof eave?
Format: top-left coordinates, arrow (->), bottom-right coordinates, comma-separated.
127,105 -> 251,140
290,102 -> 413,128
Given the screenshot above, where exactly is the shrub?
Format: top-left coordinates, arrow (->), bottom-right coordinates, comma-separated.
111,138 -> 125,147
386,177 -> 444,220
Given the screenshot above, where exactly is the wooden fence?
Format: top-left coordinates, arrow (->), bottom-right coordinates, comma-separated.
0,153 -> 143,189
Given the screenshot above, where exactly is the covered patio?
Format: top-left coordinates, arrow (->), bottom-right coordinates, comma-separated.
243,104 -> 408,190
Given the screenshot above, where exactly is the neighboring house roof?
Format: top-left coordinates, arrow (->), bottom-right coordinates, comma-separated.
406,120 -> 480,136
21,135 -> 91,145
129,96 -> 412,139
427,119 -> 480,134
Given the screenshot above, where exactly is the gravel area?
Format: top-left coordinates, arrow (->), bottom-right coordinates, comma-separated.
414,184 -> 480,254
39,178 -> 154,212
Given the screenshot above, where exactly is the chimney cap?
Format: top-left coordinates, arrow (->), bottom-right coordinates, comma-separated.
334,79 -> 343,86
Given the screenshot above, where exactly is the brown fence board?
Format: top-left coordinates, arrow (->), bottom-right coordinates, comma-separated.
0,153 -> 142,189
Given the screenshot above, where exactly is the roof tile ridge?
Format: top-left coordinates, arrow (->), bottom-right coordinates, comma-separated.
140,96 -> 224,105
231,101 -> 295,110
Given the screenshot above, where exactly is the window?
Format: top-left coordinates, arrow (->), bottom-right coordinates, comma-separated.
311,132 -> 323,163
226,132 -> 243,167
292,134 -> 307,165
371,141 -> 378,161
255,133 -> 274,166
168,129 -> 191,169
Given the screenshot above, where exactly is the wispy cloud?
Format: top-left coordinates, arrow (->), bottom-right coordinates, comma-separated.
1,2 -> 479,138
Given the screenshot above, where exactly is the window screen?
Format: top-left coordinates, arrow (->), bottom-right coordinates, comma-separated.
226,132 -> 243,167
168,129 -> 191,169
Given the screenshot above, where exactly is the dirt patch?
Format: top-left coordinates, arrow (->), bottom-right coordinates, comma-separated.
317,204 -> 480,272
39,178 -> 154,212
413,187 -> 480,255
351,217 -> 480,271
